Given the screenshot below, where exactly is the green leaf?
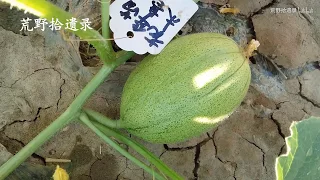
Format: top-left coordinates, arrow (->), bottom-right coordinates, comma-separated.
0,0 -> 115,63
276,116 -> 320,180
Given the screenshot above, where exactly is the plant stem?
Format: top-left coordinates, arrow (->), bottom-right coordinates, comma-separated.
91,120 -> 184,180
84,108 -> 119,128
79,113 -> 166,180
114,51 -> 135,67
101,0 -> 114,59
0,52 -> 135,179
101,0 -> 111,40
0,112 -> 74,179
83,109 -> 183,179
1,0 -> 116,63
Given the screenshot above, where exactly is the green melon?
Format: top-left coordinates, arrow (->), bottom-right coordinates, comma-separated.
119,33 -> 251,144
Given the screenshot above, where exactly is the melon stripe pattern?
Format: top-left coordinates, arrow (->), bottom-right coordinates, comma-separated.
119,33 -> 251,144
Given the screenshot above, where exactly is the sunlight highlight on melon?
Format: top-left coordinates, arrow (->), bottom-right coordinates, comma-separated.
193,65 -> 229,89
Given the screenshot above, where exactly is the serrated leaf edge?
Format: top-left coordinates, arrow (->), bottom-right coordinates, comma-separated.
275,116 -> 320,180
275,120 -> 299,180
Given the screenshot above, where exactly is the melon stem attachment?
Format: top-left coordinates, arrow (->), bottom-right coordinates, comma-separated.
244,39 -> 260,59
84,108 -> 120,128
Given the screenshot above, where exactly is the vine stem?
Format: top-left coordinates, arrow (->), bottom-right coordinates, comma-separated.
101,0 -> 111,40
0,52 -> 135,179
79,113 -> 166,180
84,108 -> 119,128
86,113 -> 184,180
101,0 -> 114,59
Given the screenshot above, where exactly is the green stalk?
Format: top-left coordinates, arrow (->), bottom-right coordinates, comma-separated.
84,108 -> 119,128
93,122 -> 184,180
0,52 -> 135,179
101,0 -> 114,57
101,0 -> 111,40
79,113 -> 166,180
84,110 -> 184,180
1,0 -> 116,63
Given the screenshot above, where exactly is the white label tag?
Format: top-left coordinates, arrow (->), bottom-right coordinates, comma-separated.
109,0 -> 198,55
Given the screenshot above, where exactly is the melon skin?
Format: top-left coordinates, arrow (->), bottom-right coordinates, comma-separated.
119,33 -> 251,144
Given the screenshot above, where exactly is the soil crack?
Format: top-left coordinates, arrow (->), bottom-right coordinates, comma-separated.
8,67 -> 66,111
298,79 -> 320,108
164,137 -> 211,151
290,1 -> 313,25
278,144 -> 286,156
9,68 -> 53,88
250,0 -> 278,18
270,115 -> 285,139
81,174 -> 92,180
276,101 -> 290,109
56,78 -> 66,111
51,68 -> 66,112
232,162 -> 237,180
3,107 -> 42,127
1,106 -> 52,143
211,128 -> 224,163
240,136 -> 267,173
31,153 -> 46,165
193,144 -> 201,179
212,128 -> 238,179
30,106 -> 52,123
2,132 -> 45,164
4,134 -> 25,147
270,114 -> 286,156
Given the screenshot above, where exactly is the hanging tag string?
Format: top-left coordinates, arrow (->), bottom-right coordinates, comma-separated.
63,35 -> 133,42
96,0 -> 112,3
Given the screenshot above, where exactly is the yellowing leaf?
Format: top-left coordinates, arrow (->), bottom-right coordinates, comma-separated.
53,165 -> 69,180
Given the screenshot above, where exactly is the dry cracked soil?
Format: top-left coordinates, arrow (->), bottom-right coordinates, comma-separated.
0,0 -> 320,180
